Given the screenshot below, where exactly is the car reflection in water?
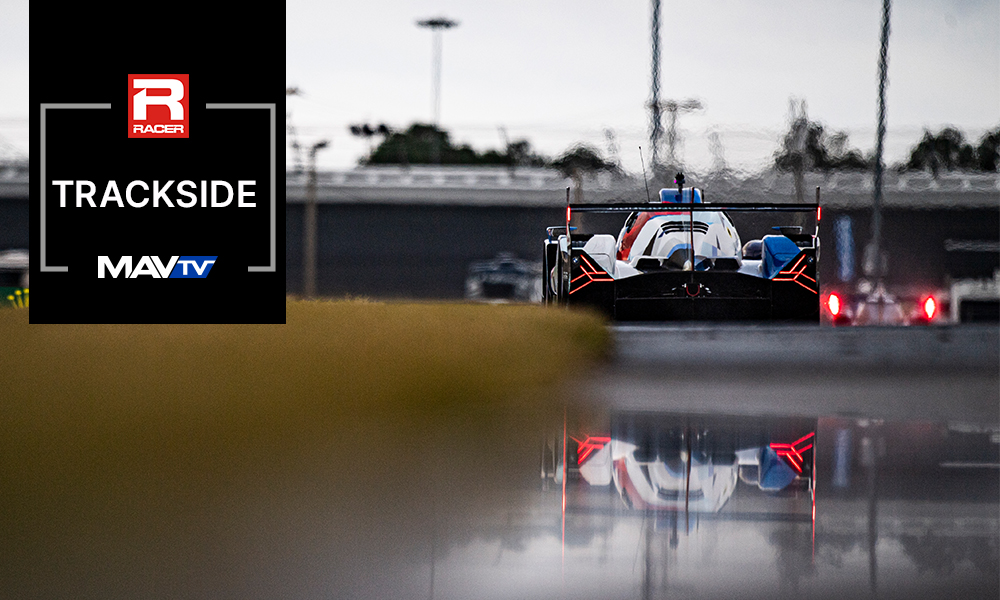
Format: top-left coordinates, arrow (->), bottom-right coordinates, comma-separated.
575,414 -> 814,515
538,412 -> 998,600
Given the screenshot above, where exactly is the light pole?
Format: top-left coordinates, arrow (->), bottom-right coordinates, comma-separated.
416,17 -> 459,126
304,140 -> 328,298
286,87 -> 303,173
866,0 -> 892,287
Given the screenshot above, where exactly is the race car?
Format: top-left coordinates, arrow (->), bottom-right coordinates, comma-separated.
465,252 -> 543,303
824,284 -> 943,326
543,178 -> 821,321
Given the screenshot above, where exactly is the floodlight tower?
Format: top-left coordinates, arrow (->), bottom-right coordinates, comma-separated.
417,16 -> 459,125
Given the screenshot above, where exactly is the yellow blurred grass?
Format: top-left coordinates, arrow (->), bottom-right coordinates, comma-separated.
1,299 -> 608,469
0,300 -> 609,596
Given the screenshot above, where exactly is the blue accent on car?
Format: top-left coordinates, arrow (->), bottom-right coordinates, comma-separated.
761,236 -> 801,279
658,188 -> 703,204
546,226 -> 576,241
694,258 -> 713,271
758,447 -> 799,491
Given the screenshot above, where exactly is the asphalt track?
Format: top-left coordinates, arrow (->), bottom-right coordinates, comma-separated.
584,323 -> 999,425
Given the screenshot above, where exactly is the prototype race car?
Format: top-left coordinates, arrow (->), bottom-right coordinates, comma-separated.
465,252 -> 543,303
543,178 -> 821,321
824,283 -> 943,326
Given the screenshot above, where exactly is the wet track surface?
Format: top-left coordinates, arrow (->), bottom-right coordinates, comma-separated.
10,323 -> 996,600
547,324 -> 999,600
597,324 -> 999,424
353,324 -> 1000,600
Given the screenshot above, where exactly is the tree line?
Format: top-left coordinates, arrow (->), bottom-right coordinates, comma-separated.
903,127 -> 998,174
352,121 -> 999,176
775,121 -> 998,175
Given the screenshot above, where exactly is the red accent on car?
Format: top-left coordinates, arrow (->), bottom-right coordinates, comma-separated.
773,254 -> 818,294
569,254 -> 614,294
572,435 -> 612,463
770,432 -> 815,474
615,212 -> 684,261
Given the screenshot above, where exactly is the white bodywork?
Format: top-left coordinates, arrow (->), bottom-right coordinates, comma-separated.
581,209 -> 743,280
609,440 -> 739,513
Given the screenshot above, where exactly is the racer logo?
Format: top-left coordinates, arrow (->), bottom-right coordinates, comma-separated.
128,74 -> 189,138
98,255 -> 217,278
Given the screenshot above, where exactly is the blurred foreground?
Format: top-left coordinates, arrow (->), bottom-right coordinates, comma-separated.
0,301 -> 606,600
1,306 -> 995,600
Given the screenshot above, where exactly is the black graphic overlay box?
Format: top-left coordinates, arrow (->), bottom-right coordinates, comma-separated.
29,8 -> 285,323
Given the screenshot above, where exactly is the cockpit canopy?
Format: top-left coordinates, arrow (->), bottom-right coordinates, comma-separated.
658,187 -> 703,204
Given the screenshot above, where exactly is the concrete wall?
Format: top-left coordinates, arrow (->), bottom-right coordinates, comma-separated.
282,167 -> 998,299
285,202 -> 999,299
286,203 -> 565,298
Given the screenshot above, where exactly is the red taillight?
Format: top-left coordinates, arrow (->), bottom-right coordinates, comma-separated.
923,296 -> 937,321
770,432 -> 815,474
817,206 -> 822,222
566,205 -> 572,223
828,293 -> 842,317
573,435 -> 611,463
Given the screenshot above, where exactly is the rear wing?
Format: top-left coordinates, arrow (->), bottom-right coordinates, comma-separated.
567,202 -> 820,213
563,186 -> 823,238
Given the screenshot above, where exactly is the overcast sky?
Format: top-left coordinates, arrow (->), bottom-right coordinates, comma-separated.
0,0 -> 29,161
0,1 -> 996,174
285,0 -> 998,173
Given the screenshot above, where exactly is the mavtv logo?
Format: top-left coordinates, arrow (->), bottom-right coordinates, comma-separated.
98,256 -> 217,279
128,74 -> 189,138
